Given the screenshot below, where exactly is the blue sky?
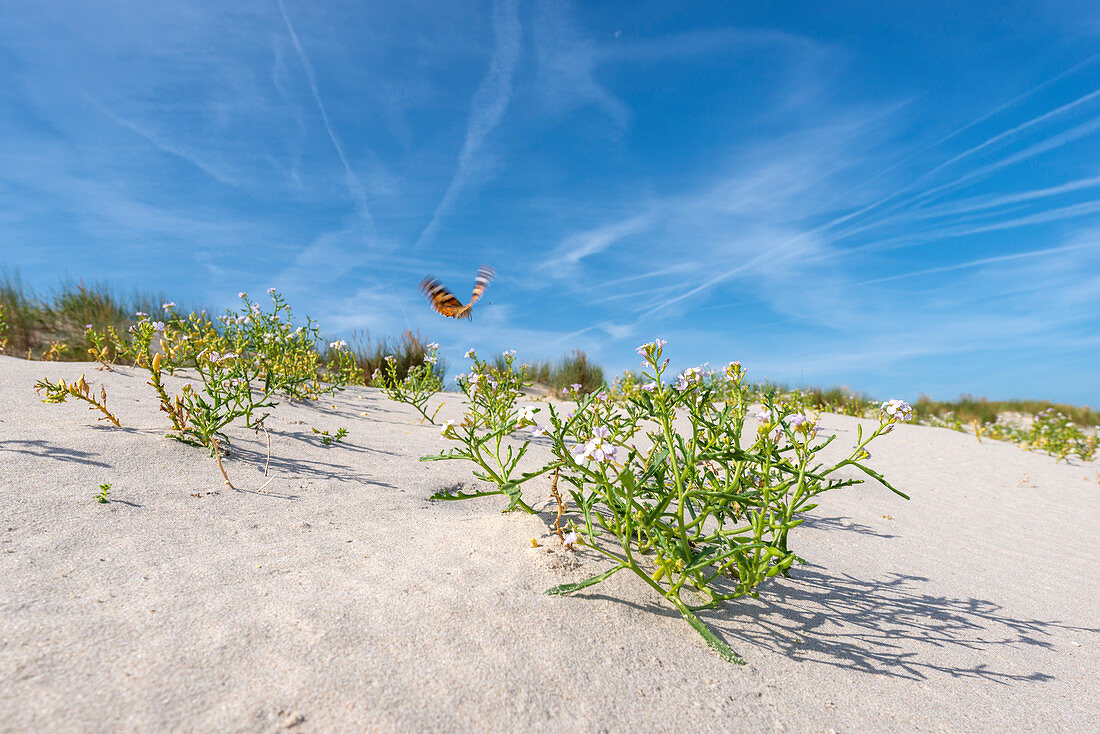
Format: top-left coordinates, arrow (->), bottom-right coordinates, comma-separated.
2,0 -> 1099,404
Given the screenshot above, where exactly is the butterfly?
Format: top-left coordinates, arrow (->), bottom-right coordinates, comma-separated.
419,264 -> 495,319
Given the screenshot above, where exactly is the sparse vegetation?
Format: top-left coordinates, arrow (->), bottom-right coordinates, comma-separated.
373,341 -> 446,423
914,394 -> 1099,427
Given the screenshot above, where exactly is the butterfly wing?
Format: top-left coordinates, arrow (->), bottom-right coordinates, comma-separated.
419,277 -> 467,318
468,264 -> 495,306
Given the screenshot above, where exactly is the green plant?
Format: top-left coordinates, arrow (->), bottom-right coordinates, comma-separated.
374,342 -> 446,423
129,290 -> 346,451
424,349 -> 552,513
332,329 -> 445,387
84,324 -> 127,370
94,483 -> 111,503
430,340 -> 912,665
984,409 -> 1097,462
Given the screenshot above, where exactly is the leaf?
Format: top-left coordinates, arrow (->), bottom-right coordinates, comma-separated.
847,461 -> 911,499
674,602 -> 745,665
419,451 -> 466,462
544,565 -> 624,595
429,487 -> 503,501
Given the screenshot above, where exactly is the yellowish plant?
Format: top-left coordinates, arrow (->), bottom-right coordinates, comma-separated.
42,341 -> 69,362
35,374 -> 121,427
0,303 -> 9,351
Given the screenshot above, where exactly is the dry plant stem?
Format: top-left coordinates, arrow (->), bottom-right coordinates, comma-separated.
212,440 -> 236,490
254,423 -> 275,493
549,468 -> 566,542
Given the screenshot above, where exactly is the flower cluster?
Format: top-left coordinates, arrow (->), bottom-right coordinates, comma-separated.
673,365 -> 709,391
635,338 -> 667,358
570,425 -> 618,464
880,399 -> 915,431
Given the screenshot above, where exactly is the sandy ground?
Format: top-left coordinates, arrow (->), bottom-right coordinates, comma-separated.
1,355 -> 1097,733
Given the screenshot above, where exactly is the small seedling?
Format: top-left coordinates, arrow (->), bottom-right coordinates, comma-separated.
312,426 -> 348,445
95,483 -> 111,503
42,341 -> 69,361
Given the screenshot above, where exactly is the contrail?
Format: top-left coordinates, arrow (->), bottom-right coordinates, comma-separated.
415,0 -> 521,250
277,0 -> 375,239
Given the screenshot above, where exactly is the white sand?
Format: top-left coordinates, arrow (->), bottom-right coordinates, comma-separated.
1,355 -> 1097,732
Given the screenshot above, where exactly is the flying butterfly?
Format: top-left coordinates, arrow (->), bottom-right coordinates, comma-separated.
419,264 -> 495,319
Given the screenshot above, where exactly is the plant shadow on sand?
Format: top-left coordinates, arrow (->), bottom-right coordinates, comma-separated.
224,443 -> 397,490
264,428 -> 399,457
571,561 -> 1091,683
0,438 -> 113,467
800,514 -> 896,539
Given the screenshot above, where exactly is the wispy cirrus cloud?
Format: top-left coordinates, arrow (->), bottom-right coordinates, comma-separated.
415,0 -> 521,250
539,211 -> 659,272
531,0 -> 629,127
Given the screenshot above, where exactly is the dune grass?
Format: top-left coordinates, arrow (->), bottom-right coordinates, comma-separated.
333,329 -> 447,386
0,272 -> 186,361
913,394 -> 1099,427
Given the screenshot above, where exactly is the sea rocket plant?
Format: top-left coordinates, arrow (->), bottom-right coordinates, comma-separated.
375,343 -> 445,423
424,350 -> 554,513
428,338 -> 913,665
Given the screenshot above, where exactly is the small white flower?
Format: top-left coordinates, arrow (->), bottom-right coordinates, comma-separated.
238,292 -> 247,299
151,321 -> 165,332
640,381 -> 658,392
162,301 -> 176,310
464,348 -> 476,359
427,342 -> 440,351
440,419 -> 455,437
267,287 -> 276,294
329,340 -> 347,350
563,530 -> 578,545
529,424 -> 548,437
503,349 -> 516,358
134,311 -> 147,318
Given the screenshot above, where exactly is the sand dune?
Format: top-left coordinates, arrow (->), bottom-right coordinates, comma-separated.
1,355 -> 1097,732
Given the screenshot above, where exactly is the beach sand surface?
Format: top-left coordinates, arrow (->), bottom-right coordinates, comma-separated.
1,356 -> 1097,732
